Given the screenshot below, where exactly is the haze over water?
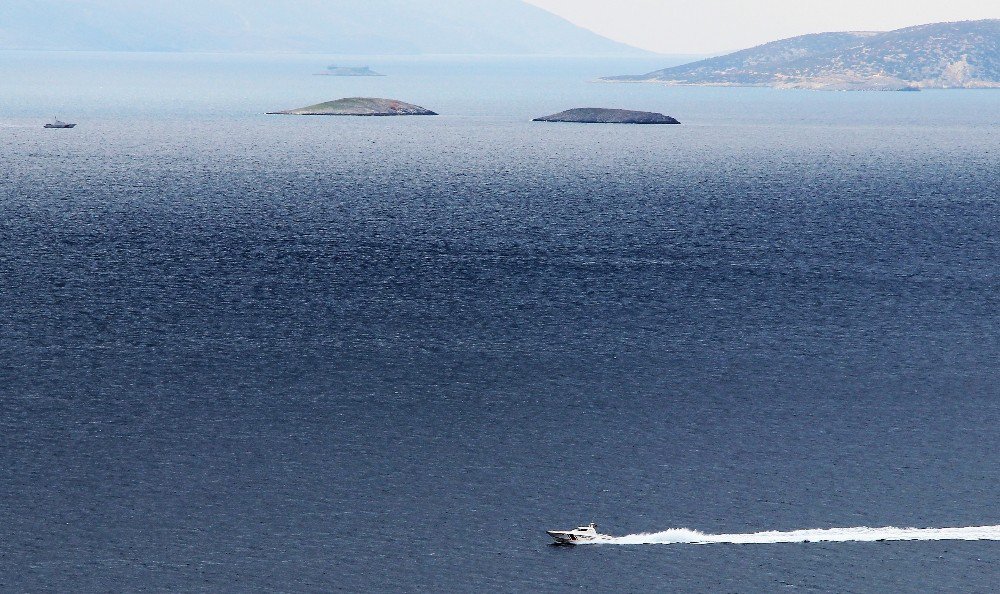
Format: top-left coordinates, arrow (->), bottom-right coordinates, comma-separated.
1,52 -> 998,592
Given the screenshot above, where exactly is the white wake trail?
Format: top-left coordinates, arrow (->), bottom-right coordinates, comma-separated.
595,525 -> 1000,545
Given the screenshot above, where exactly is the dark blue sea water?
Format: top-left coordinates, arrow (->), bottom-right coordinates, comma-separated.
1,52 -> 999,592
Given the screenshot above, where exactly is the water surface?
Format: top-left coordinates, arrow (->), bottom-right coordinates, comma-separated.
1,52 -> 998,592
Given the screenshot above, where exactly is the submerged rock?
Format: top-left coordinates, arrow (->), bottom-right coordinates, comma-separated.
267,97 -> 437,116
533,108 -> 679,124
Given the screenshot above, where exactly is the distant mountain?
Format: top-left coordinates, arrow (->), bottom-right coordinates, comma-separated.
0,0 -> 645,55
605,20 -> 1000,90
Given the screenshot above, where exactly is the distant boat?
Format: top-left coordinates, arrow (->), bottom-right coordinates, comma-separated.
44,118 -> 76,129
546,523 -> 613,545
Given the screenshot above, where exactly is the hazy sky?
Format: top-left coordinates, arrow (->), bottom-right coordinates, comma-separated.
525,0 -> 999,54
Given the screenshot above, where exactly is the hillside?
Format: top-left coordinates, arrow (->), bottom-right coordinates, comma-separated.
0,0 -> 644,55
605,20 -> 1000,90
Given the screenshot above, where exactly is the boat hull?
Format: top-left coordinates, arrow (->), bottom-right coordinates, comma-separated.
547,531 -> 609,545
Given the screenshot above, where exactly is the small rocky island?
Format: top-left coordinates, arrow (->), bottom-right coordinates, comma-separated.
316,66 -> 385,77
534,108 -> 680,124
267,97 -> 438,117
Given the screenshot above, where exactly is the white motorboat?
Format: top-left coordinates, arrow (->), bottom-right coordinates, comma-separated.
546,523 -> 612,545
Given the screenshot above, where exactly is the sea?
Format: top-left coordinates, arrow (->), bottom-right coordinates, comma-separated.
1,51 -> 998,592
